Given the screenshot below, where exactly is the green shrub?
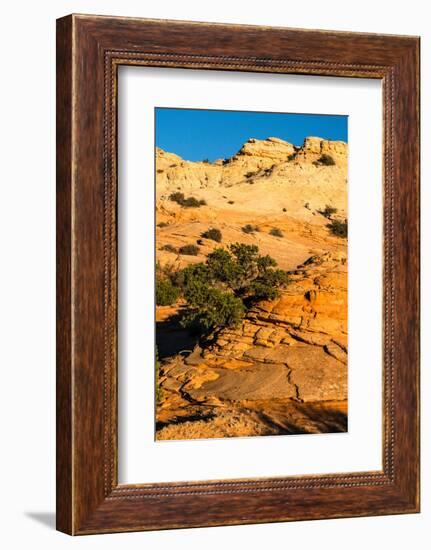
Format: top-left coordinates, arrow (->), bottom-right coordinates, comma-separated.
327,219 -> 348,238
202,158 -> 210,163
321,204 -> 338,219
169,191 -> 185,204
287,153 -> 296,161
316,154 -> 336,166
201,228 -> 222,242
169,192 -> 205,208
156,243 -> 290,332
177,263 -> 212,290
161,244 -> 178,253
182,197 -> 199,207
156,278 -> 181,306
206,243 -> 288,300
270,227 -> 284,238
182,196 -> 203,208
181,285 -> 245,331
242,224 -> 259,234
179,244 -> 200,256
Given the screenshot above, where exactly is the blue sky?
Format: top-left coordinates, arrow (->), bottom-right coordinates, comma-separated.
155,108 -> 348,162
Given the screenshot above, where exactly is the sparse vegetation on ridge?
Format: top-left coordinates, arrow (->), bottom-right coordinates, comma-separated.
169,192 -> 206,208
179,244 -> 200,256
201,228 -> 222,243
314,153 -> 336,166
320,204 -> 338,219
269,228 -> 284,238
242,224 -> 260,234
327,219 -> 348,238
161,244 -> 178,254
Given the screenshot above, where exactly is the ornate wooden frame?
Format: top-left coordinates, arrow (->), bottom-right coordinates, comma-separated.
56,14 -> 420,534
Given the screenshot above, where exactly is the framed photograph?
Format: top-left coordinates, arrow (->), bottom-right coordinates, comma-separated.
56,14 -> 420,534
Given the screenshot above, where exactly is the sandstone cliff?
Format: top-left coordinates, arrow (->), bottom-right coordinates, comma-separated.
155,136 -> 348,440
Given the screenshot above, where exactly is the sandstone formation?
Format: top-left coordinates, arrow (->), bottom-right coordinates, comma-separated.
155,136 -> 348,440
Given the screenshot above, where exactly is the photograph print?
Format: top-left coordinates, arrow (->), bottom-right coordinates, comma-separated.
154,107 -> 348,441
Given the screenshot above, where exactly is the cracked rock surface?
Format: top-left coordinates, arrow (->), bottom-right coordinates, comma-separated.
155,136 -> 348,440
156,252 -> 347,440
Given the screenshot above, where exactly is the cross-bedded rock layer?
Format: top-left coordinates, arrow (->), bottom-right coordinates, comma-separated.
155,136 -> 348,439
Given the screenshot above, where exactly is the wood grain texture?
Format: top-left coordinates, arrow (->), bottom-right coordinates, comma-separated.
56,14 -> 420,535
56,16 -> 73,535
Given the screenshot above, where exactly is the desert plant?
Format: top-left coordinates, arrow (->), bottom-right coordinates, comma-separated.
269,227 -> 284,238
182,196 -> 202,207
205,243 -> 288,299
287,153 -> 296,161
169,191 -> 186,204
201,228 -> 222,243
157,221 -> 169,228
202,158 -> 210,163
327,219 -> 348,238
179,244 -> 200,256
321,204 -> 338,219
242,224 -> 259,234
169,192 -> 205,208
181,285 -> 246,331
315,154 -> 336,166
155,244 -> 289,332
161,243 -> 178,254
179,244 -> 288,330
228,200 -> 235,205
156,278 -> 181,306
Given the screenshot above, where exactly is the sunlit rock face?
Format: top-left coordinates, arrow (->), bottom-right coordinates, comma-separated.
155,136 -> 348,440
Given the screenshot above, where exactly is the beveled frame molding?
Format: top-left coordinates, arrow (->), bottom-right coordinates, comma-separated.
56,14 -> 420,535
